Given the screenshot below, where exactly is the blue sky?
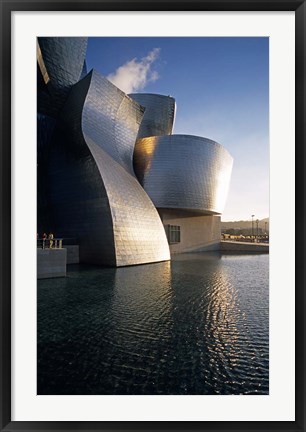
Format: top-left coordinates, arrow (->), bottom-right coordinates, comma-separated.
86,37 -> 269,222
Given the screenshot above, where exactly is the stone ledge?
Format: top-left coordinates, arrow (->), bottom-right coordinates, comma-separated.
221,240 -> 269,253
37,248 -> 67,279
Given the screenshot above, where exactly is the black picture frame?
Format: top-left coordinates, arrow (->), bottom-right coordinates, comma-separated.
1,1 -> 305,431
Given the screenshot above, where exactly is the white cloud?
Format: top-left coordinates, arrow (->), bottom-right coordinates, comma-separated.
106,48 -> 160,94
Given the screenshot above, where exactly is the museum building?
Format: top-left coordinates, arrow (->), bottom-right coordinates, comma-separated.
37,37 -> 233,267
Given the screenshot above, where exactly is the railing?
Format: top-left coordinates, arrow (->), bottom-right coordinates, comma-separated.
37,238 -> 63,249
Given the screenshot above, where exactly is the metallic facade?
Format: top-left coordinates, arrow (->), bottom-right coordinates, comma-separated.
37,37 -> 89,232
129,93 -> 176,139
37,37 -> 233,267
37,37 -> 88,116
37,37 -> 88,90
80,71 -> 170,266
134,135 -> 233,215
43,69 -> 170,266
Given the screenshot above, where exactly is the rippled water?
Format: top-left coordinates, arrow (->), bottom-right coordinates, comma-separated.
37,252 -> 269,395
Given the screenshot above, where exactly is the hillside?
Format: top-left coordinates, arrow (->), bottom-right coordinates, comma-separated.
221,218 -> 269,230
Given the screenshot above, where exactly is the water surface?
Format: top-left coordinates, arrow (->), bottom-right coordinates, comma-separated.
37,252 -> 269,395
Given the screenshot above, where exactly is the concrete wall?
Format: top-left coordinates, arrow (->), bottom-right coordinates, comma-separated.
159,210 -> 221,254
37,248 -> 67,279
64,245 -> 79,264
221,241 -> 269,253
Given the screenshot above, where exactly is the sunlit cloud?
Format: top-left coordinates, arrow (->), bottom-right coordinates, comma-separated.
106,48 -> 160,93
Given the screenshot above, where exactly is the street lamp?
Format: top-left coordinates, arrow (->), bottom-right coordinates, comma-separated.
251,214 -> 255,239
256,219 -> 259,241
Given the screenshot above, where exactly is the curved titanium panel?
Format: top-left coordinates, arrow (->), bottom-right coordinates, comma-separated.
82,72 -> 145,175
37,37 -> 88,116
82,72 -> 170,266
37,37 -> 88,90
46,73 -> 116,265
129,93 -> 176,139
134,135 -> 233,215
49,70 -> 170,266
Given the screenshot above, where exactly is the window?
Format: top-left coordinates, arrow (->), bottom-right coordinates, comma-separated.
166,225 -> 181,244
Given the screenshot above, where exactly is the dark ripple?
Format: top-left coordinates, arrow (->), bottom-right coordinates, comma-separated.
37,252 -> 269,395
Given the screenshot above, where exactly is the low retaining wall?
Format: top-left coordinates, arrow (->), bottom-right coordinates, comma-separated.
37,248 -> 67,279
171,240 -> 221,254
221,240 -> 269,253
65,245 -> 80,264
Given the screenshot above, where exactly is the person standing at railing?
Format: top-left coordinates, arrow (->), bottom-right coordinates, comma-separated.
42,232 -> 47,249
48,232 -> 54,249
